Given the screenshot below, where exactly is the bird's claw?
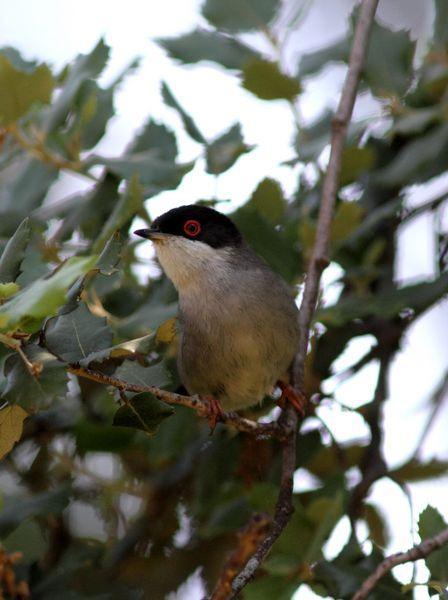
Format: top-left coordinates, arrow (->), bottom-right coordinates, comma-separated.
277,382 -> 308,417
204,396 -> 224,434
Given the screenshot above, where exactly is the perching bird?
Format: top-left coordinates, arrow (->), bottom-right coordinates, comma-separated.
135,205 -> 303,427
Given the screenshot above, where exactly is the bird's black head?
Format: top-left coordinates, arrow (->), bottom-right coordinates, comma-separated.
134,204 -> 243,249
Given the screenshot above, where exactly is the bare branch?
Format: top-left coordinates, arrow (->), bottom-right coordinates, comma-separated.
353,526 -> 448,600
224,1 -> 380,597
69,365 -> 279,438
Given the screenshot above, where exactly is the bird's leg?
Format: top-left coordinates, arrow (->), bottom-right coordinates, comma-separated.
203,395 -> 225,433
277,381 -> 307,416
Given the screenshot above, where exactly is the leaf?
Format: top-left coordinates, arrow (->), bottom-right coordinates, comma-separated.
206,123 -> 253,175
78,332 -> 156,367
299,39 -> 349,78
3,346 -> 68,411
93,175 -> 143,253
161,83 -> 206,144
0,283 -> 19,299
44,39 -> 109,132
95,231 -> 122,275
202,0 -> 279,33
0,218 -> 31,283
158,29 -> 259,70
114,360 -> 171,390
248,178 -> 286,224
339,147 -> 375,186
295,109 -> 332,161
391,459 -> 448,483
364,503 -> 389,548
155,317 -> 177,344
318,272 -> 448,327
0,486 -> 70,537
0,256 -> 97,332
75,420 -> 135,453
126,118 -> 178,161
418,506 -> 448,581
44,302 -> 113,363
113,393 -> 174,435
331,201 -> 364,244
0,405 -> 28,460
0,54 -> 54,124
433,0 -> 448,48
242,59 -> 301,101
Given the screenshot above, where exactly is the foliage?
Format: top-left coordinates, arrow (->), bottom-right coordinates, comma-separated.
0,1 -> 447,599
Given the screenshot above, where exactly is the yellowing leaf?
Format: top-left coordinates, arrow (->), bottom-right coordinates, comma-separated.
156,317 -> 177,344
0,282 -> 20,299
340,146 -> 375,185
0,405 -> 28,460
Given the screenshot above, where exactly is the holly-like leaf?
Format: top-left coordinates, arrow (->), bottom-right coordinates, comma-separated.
0,218 -> 31,283
95,231 -> 122,275
0,54 -> 54,124
3,346 -> 68,411
418,506 -> 448,582
161,83 -> 206,144
339,147 -> 375,186
0,256 -> 97,332
0,405 -> 28,460
0,486 -> 70,537
78,332 -> 156,367
391,459 -> 448,483
114,360 -> 171,390
45,302 -> 113,364
158,29 -> 258,70
202,0 -> 279,33
126,118 -> 178,161
242,60 -> 301,101
299,39 -> 349,78
206,123 -> 253,175
248,178 -> 286,224
113,393 -> 174,434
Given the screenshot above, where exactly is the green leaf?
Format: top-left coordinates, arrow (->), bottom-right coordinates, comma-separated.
391,459 -> 448,483
339,147 -> 375,186
161,83 -> 206,144
242,59 -> 301,101
0,255 -> 97,332
233,206 -> 300,282
0,283 -> 19,299
299,39 -> 349,77
248,178 -> 286,223
113,393 -> 174,434
3,345 -> 68,411
331,201 -> 365,244
206,123 -> 253,175
295,109 -> 332,161
0,405 -> 28,460
95,231 -> 122,275
75,420 -> 135,453
0,218 -> 31,283
418,506 -> 448,581
158,29 -> 259,70
241,576 -> 298,600
44,302 -> 113,364
93,175 -> 143,253
126,118 -> 178,161
318,272 -> 448,327
0,54 -> 54,124
78,332 -> 156,367
433,0 -> 448,48
364,503 -> 390,548
114,360 -> 171,390
202,0 -> 279,33
44,39 -> 109,133
0,486 -> 70,537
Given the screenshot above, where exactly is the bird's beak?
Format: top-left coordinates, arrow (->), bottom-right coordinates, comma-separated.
134,227 -> 166,242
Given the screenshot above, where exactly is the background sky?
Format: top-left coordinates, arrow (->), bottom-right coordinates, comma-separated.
1,1 -> 447,598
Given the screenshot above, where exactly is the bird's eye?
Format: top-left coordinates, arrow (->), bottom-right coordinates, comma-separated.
183,219 -> 201,237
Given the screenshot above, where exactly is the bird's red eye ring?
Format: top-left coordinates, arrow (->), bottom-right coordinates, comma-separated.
183,219 -> 201,237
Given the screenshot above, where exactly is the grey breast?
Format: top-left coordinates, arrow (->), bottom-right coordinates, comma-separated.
177,246 -> 299,410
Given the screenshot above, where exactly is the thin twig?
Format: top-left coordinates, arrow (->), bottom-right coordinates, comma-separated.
68,365 -> 279,438
222,2 -> 380,598
353,526 -> 448,600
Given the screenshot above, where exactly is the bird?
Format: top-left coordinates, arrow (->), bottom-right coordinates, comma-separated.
134,204 -> 304,428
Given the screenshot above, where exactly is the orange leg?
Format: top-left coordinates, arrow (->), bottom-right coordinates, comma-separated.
203,395 -> 225,433
277,381 -> 307,417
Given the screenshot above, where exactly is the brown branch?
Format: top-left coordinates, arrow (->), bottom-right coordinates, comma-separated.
221,2 -> 380,598
68,366 -> 279,438
353,526 -> 448,600
210,514 -> 271,600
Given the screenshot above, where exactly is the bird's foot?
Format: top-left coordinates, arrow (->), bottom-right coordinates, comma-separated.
203,395 -> 225,434
277,381 -> 307,417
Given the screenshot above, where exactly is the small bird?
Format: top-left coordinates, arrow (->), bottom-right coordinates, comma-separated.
135,205 -> 304,427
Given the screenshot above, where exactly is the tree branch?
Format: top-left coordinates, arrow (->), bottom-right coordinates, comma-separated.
353,526 -> 448,600
68,365 -> 279,438
214,1 -> 381,598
